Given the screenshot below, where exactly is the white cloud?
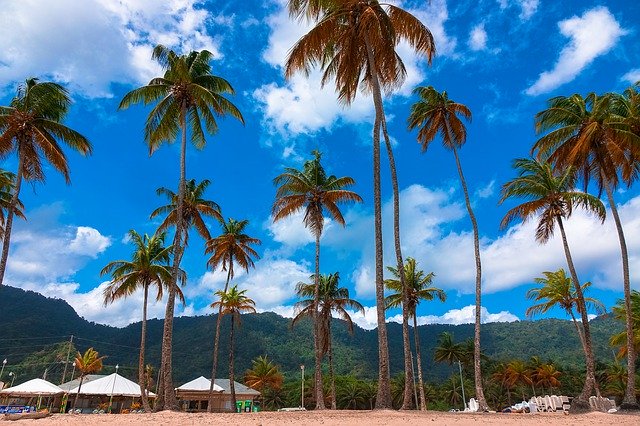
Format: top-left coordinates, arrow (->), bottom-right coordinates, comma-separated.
469,24 -> 488,51
496,0 -> 539,20
0,0 -> 222,97
350,305 -> 518,330
265,211 -> 336,249
68,227 -> 111,257
622,69 -> 640,84
526,7 -> 626,96
254,0 -> 453,137
475,180 -> 495,199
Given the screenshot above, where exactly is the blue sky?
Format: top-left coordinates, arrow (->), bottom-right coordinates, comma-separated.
0,0 -> 639,329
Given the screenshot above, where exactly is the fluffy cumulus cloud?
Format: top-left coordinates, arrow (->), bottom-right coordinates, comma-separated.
526,7 -> 626,96
194,251 -> 313,310
254,0 -> 454,137
622,69 -> 640,84
0,0 -> 221,97
468,24 -> 488,51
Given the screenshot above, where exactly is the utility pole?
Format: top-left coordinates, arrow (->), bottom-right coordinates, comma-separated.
60,335 -> 74,384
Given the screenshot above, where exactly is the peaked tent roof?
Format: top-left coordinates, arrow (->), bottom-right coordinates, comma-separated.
59,374 -> 104,393
214,379 -> 260,395
176,376 -> 224,392
0,378 -> 64,396
68,373 -> 155,397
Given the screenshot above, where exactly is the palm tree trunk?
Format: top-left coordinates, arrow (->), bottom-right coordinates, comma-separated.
451,146 -> 487,411
208,262 -> 233,412
229,314 -> 237,412
139,284 -> 151,412
73,375 -> 85,411
364,33 -> 392,410
0,155 -> 23,287
313,233 -> 325,409
328,319 -> 336,410
158,101 -> 188,411
413,315 -> 427,410
556,217 -> 598,410
569,310 -> 587,355
604,184 -> 637,408
378,87 -> 413,411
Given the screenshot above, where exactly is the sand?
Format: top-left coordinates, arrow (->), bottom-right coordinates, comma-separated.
4,410 -> 639,425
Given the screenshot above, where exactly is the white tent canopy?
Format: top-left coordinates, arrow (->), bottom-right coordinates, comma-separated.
0,378 -> 64,396
176,376 -> 224,392
68,373 -> 155,398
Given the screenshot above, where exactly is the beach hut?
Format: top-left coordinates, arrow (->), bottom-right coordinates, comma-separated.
65,373 -> 155,413
0,378 -> 64,411
175,377 -> 259,412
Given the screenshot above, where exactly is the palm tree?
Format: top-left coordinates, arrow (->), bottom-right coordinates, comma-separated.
292,272 -> 365,409
244,355 -> 284,408
533,93 -> 640,408
286,1 -> 435,409
101,230 -> 184,412
0,78 -> 91,287
610,290 -> 640,360
119,45 -> 243,409
500,157 -> 606,408
273,150 -> 361,409
0,170 -> 25,241
505,360 -> 533,400
533,364 -> 562,395
385,257 -> 446,410
491,363 -> 514,406
434,332 -> 468,408
407,86 -> 487,410
527,269 -> 605,353
210,285 -> 256,411
72,347 -> 105,410
205,218 -> 261,411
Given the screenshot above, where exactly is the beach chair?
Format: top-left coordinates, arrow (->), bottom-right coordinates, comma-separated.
529,400 -> 538,413
560,396 -> 570,413
545,395 -> 555,412
467,398 -> 478,412
534,396 -> 545,411
589,396 -> 597,410
607,398 -> 617,413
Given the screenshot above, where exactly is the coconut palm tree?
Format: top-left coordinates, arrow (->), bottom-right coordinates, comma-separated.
0,170 -> 25,241
533,364 -> 562,395
505,360 -> 533,401
500,157 -> 607,408
101,230 -> 185,411
0,78 -> 91,287
205,218 -> 260,411
527,269 -> 605,353
286,1 -> 435,409
610,290 -> 640,360
210,285 -> 256,411
384,257 -> 446,410
273,150 -> 361,409
533,93 -> 640,408
491,363 -> 514,406
119,45 -> 243,409
244,355 -> 284,408
72,347 -> 105,410
407,86 -> 487,410
292,272 -> 365,409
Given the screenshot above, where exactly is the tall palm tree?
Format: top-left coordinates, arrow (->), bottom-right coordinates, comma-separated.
101,230 -> 185,412
292,272 -> 365,409
610,290 -> 640,360
491,363 -> 514,406
0,78 -> 91,287
0,170 -> 25,241
500,157 -> 606,408
384,257 -> 446,410
286,1 -> 435,409
533,364 -> 562,395
119,45 -> 243,409
205,218 -> 261,411
273,150 -> 361,409
533,93 -> 640,408
72,347 -> 105,410
407,86 -> 487,410
527,269 -> 605,353
244,355 -> 284,408
210,285 -> 256,411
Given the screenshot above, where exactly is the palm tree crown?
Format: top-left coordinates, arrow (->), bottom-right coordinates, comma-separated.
151,178 -> 222,244
499,158 -> 606,242
384,257 -> 445,314
210,285 -> 257,320
205,218 -> 261,276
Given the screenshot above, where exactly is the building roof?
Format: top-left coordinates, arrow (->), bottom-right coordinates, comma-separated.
176,376 -> 224,392
214,379 -> 260,396
67,373 -> 155,398
59,374 -> 104,392
0,378 -> 64,396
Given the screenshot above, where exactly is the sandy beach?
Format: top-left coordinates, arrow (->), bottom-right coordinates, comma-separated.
6,410 -> 640,425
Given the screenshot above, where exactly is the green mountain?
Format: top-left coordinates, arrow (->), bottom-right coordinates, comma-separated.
0,285 -> 622,386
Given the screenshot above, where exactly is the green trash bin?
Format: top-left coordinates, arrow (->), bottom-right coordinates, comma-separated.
252,404 -> 260,412
244,400 -> 252,412
235,400 -> 243,413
